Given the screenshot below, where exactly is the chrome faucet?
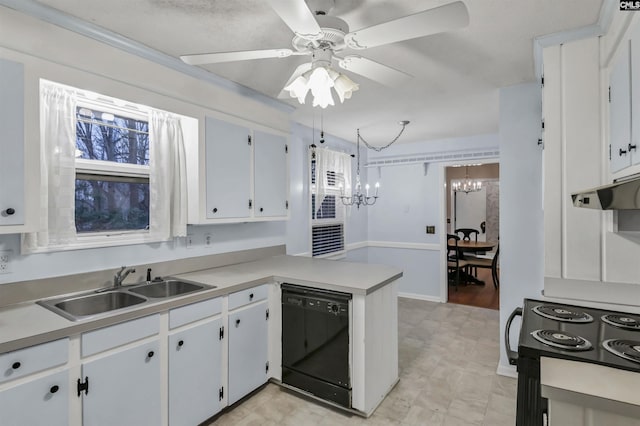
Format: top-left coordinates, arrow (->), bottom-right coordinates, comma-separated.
113,266 -> 136,288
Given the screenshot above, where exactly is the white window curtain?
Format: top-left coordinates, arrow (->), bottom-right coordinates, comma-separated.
23,82 -> 78,251
314,147 -> 352,208
149,110 -> 187,240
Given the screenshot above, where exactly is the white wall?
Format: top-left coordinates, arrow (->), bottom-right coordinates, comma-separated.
363,134 -> 499,299
498,82 -> 544,373
0,6 -> 291,284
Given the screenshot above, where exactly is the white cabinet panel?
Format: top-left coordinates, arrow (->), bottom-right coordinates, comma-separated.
81,314 -> 158,357
0,338 -> 68,384
169,318 -> 223,426
228,283 -> 269,310
610,40 -> 632,173
205,116 -> 252,219
228,300 -> 269,405
0,369 -> 69,426
254,130 -> 288,218
0,58 -> 25,228
631,21 -> 640,166
82,339 -> 161,426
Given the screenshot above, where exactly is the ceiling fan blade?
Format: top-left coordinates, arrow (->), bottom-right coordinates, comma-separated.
345,1 -> 469,50
277,62 -> 313,99
267,0 -> 322,40
337,55 -> 412,87
180,48 -> 295,65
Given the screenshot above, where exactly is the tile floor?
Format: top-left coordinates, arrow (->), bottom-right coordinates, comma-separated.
208,298 -> 517,426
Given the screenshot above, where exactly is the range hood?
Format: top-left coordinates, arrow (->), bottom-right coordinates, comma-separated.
572,174 -> 640,210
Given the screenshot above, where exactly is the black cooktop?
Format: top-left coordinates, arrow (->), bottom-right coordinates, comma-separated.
519,298 -> 640,373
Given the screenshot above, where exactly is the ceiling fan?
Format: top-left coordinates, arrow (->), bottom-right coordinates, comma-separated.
180,0 -> 469,107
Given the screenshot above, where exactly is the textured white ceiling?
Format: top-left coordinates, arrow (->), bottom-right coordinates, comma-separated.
36,0 -> 604,145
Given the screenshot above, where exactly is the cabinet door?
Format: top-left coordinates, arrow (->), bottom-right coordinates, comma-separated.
631,21 -> 640,165
254,130 -> 288,218
205,116 -> 251,219
169,318 -> 223,426
82,340 -> 161,426
0,369 -> 68,426
228,301 -> 269,405
610,40 -> 632,173
0,58 -> 25,227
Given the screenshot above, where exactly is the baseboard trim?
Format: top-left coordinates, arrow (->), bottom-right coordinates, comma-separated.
496,363 -> 518,378
398,292 -> 443,303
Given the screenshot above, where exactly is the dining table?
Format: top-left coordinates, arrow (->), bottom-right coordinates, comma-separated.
448,240 -> 496,285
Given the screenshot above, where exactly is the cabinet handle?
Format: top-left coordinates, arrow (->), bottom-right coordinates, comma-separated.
147,351 -> 155,358
235,319 -> 241,327
50,385 -> 59,394
249,293 -> 254,300
5,208 -> 15,216
620,148 -> 628,156
178,340 -> 184,347
212,208 -> 218,213
11,362 -> 20,370
259,207 -> 264,212
629,143 -> 637,152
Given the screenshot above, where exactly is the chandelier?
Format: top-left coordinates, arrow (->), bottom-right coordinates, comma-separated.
340,121 -> 410,208
452,165 -> 482,193
284,49 -> 359,109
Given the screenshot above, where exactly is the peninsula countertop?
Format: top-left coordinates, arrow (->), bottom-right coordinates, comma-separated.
0,255 -> 402,354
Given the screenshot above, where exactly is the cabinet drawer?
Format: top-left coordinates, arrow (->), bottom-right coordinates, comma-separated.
228,284 -> 269,311
82,314 -> 159,357
169,297 -> 222,329
0,338 -> 68,384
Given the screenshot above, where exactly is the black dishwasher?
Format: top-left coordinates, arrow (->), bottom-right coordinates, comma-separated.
281,283 -> 351,407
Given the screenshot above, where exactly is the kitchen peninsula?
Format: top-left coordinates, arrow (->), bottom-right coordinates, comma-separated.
0,249 -> 402,424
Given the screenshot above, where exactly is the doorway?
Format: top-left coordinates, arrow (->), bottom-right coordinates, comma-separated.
443,162 -> 500,310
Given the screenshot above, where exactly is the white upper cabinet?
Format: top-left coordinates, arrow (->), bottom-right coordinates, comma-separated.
0,58 -> 25,230
609,19 -> 640,175
631,21 -> 640,166
254,130 -> 288,218
187,115 -> 289,224
205,116 -> 252,220
609,40 -> 632,173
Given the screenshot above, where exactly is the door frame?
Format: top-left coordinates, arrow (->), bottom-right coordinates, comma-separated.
439,158 -> 500,302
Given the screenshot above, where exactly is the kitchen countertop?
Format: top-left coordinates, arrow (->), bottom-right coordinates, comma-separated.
0,255 -> 402,354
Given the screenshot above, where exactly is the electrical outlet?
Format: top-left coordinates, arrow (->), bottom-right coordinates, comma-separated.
0,250 -> 12,274
204,233 -> 212,247
186,235 -> 194,249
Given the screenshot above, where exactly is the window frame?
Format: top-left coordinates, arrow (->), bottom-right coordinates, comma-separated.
73,97 -> 152,241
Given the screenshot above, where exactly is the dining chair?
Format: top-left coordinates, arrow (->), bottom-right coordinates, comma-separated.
447,234 -> 469,291
455,228 -> 479,242
464,244 -> 500,289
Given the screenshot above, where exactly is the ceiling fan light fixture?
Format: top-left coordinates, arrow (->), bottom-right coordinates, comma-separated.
283,74 -> 310,104
333,73 -> 359,103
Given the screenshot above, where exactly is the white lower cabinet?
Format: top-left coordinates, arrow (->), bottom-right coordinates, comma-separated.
0,369 -> 69,426
227,300 -> 269,406
169,317 -> 223,426
81,339 -> 161,426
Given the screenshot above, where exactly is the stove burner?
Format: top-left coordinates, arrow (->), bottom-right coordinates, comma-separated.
603,339 -> 640,364
601,314 -> 640,330
532,304 -> 594,323
531,329 -> 592,351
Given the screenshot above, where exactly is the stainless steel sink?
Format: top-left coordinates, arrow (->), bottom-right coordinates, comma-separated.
37,278 -> 213,321
128,280 -> 209,298
38,291 -> 147,321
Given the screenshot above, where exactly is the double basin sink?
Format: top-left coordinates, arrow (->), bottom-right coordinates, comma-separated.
37,279 -> 214,322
